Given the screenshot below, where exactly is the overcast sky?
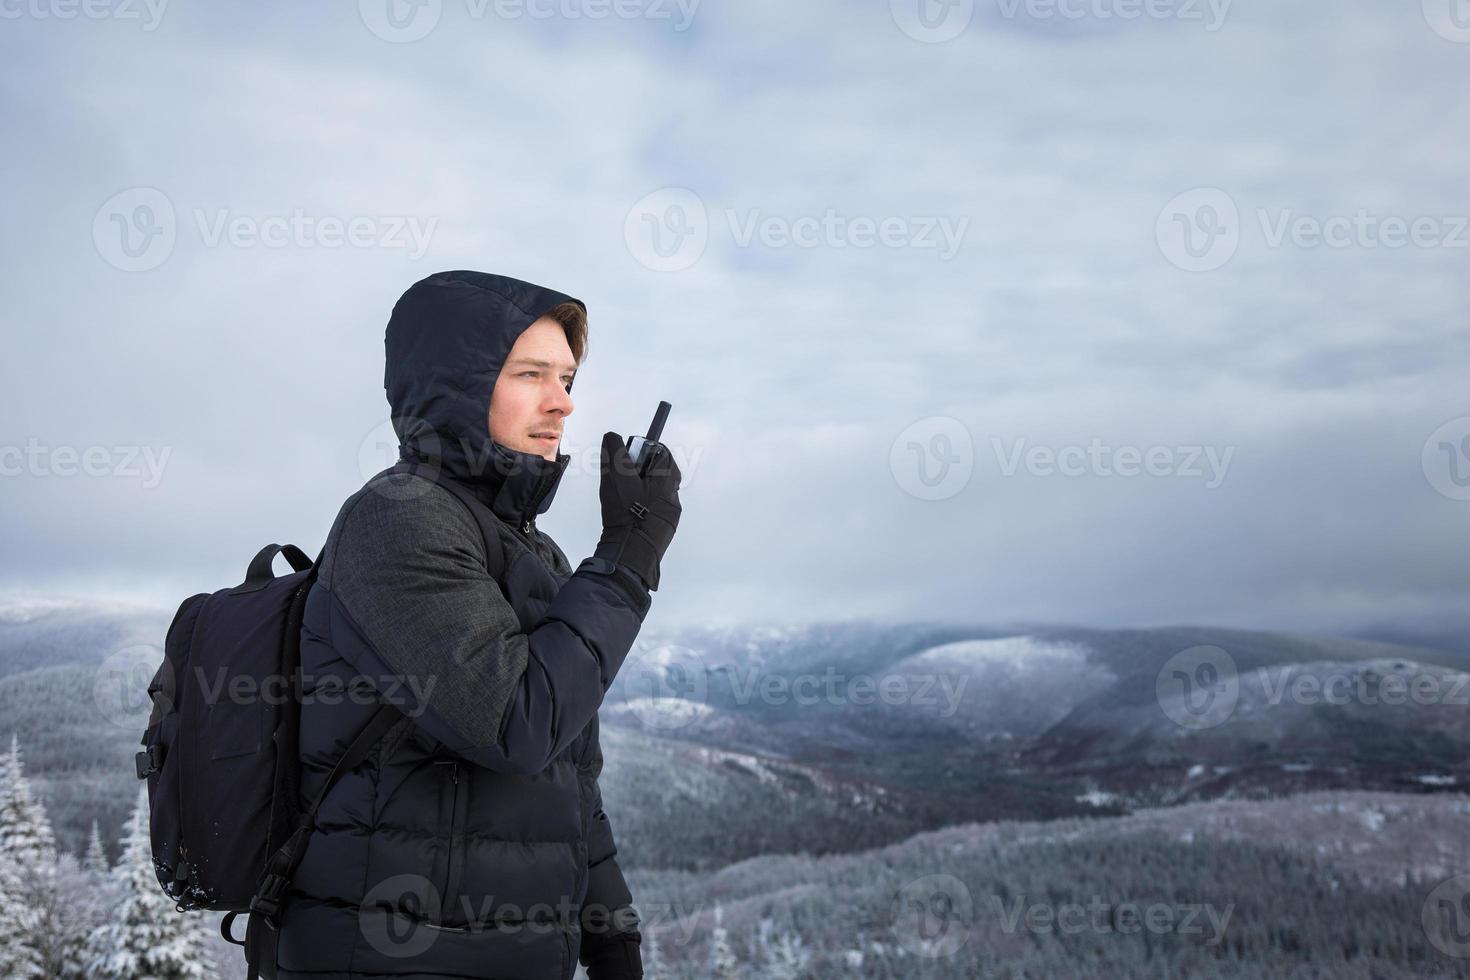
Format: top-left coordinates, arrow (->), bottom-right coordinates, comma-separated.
2,0 -> 1467,640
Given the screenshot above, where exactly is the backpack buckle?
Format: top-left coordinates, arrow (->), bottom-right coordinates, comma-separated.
250,872 -> 290,925
134,745 -> 163,779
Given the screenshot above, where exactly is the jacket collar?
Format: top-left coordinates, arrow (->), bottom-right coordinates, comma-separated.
398,440 -> 568,530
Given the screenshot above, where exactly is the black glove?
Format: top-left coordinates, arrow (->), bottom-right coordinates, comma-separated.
592,430 -> 681,591
581,929 -> 643,980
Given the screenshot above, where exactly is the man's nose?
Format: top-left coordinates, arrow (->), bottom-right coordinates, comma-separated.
544,383 -> 574,416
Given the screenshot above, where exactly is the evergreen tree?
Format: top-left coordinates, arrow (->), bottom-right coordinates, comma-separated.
0,733 -> 62,974
644,926 -> 663,978
53,850 -> 115,980
761,922 -> 808,979
0,732 -> 56,867
84,818 -> 111,875
0,854 -> 44,979
86,786 -> 215,980
708,903 -> 741,980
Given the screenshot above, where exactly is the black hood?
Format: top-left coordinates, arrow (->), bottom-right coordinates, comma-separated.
384,270 -> 583,528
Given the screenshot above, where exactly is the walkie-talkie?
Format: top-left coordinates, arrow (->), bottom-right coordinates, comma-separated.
626,401 -> 672,477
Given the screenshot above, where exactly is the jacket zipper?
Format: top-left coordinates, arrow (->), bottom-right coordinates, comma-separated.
433,760 -> 462,928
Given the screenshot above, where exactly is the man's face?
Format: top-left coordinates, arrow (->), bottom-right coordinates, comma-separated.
488,316 -> 577,462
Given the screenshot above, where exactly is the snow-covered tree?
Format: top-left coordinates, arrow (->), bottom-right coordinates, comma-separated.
86,786 -> 215,980
707,903 -> 741,980
0,733 -> 66,974
644,926 -> 662,978
0,733 -> 56,867
52,850 -> 115,980
0,854 -> 44,979
757,915 -> 809,980
84,819 -> 111,875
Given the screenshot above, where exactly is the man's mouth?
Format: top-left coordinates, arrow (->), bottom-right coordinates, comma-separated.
530,432 -> 560,444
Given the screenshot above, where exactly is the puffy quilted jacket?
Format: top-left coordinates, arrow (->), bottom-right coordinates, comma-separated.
275,271 -> 652,979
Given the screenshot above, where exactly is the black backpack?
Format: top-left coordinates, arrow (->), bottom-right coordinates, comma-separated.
135,463 -> 506,980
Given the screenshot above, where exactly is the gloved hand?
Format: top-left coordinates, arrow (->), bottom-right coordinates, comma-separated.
592,430 -> 681,591
581,930 -> 643,980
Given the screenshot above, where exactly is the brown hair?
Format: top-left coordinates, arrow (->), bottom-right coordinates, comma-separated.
544,301 -> 588,365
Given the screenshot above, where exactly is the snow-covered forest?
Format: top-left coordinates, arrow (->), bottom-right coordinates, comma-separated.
0,731 -> 818,980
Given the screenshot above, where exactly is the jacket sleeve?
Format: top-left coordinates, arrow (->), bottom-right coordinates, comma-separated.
580,771 -> 642,972
319,479 -> 652,776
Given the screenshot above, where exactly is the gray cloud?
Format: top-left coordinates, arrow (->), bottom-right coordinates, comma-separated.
0,0 -> 1466,640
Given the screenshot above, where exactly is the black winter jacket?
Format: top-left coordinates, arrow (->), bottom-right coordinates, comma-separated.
276,271 -> 650,979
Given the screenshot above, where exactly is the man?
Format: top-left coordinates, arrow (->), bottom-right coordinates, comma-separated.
275,270 -> 681,979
